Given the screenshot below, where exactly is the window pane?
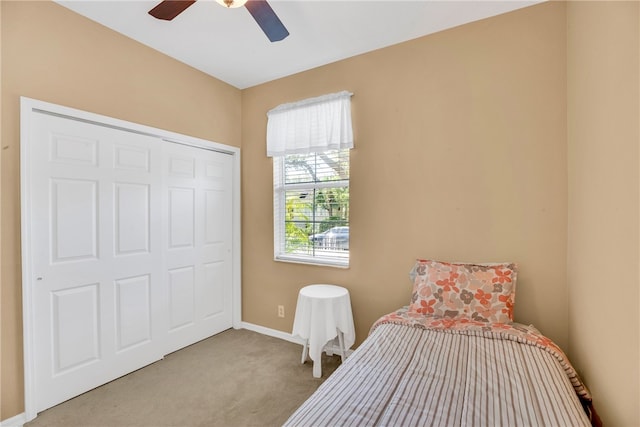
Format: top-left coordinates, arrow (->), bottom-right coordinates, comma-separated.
283,188 -> 349,255
275,149 -> 350,266
284,150 -> 349,184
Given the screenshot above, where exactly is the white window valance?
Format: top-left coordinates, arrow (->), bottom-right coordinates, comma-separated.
266,91 -> 354,157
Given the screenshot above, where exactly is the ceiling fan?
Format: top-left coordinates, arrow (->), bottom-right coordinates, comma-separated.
148,0 -> 289,42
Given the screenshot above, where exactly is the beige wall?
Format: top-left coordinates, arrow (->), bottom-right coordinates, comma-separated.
567,2 -> 640,426
3,0 -> 638,425
0,0 -> 241,419
242,1 -> 568,350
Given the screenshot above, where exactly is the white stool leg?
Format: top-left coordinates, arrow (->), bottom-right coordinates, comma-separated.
312,358 -> 321,378
301,340 -> 309,364
337,329 -> 346,363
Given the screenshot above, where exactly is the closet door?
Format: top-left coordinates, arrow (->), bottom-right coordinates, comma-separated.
163,143 -> 233,354
29,112 -> 164,411
26,110 -> 235,414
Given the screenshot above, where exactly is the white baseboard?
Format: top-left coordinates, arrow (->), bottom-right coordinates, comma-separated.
240,321 -> 306,345
0,412 -> 26,427
240,321 -> 354,357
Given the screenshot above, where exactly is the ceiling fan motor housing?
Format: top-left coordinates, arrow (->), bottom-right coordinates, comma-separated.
219,0 -> 246,8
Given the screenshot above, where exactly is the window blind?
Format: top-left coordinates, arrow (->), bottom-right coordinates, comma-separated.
274,149 -> 349,266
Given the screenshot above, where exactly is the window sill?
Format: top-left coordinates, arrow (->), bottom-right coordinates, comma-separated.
274,255 -> 349,269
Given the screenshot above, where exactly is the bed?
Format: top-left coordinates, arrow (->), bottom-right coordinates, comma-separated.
285,260 -> 598,427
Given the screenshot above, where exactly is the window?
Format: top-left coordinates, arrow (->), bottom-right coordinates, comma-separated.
266,91 -> 353,267
274,149 -> 349,266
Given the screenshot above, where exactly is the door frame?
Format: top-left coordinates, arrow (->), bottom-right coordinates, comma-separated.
20,97 -> 242,422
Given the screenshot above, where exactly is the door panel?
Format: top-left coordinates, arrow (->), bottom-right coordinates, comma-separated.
31,113 -> 164,411
163,144 -> 233,354
52,283 -> 100,373
114,183 -> 150,255
50,132 -> 98,166
115,274 -> 152,351
51,178 -> 98,262
168,187 -> 195,249
168,266 -> 196,330
113,144 -> 150,172
203,261 -> 225,318
205,190 -> 225,243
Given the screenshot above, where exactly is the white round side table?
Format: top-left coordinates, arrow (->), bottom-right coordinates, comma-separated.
291,284 -> 355,378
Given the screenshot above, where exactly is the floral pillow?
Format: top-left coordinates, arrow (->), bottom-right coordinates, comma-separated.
408,259 -> 517,323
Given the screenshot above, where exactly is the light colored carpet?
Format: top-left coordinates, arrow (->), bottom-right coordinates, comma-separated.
25,328 -> 341,427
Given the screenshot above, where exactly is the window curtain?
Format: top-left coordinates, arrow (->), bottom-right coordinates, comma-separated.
266,91 -> 354,157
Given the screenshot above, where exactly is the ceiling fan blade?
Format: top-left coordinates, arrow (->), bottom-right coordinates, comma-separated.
149,0 -> 196,21
245,0 -> 289,42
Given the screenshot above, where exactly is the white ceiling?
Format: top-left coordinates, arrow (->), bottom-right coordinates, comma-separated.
56,0 -> 541,89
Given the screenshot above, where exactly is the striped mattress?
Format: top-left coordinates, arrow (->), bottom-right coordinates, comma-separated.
285,318 -> 591,426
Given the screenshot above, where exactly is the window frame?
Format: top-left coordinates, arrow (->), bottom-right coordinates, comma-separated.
273,151 -> 350,268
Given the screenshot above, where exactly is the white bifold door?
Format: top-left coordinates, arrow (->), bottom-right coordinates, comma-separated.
26,110 -> 234,413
